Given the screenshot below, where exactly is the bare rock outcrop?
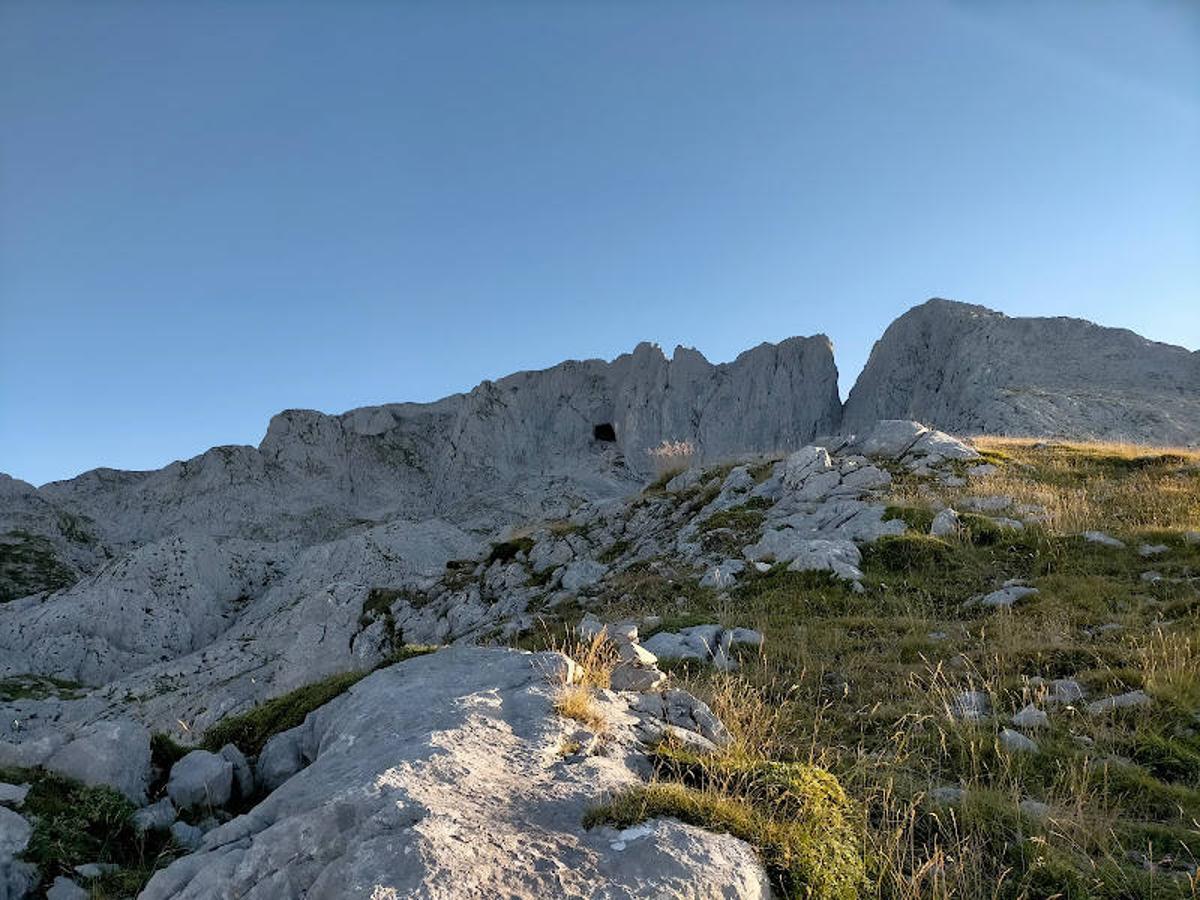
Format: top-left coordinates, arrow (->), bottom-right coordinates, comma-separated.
140,648 -> 772,900
843,299 -> 1200,444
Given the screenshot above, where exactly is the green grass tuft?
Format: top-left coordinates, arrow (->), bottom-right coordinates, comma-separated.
201,670 -> 368,756
585,761 -> 864,900
0,766 -> 180,895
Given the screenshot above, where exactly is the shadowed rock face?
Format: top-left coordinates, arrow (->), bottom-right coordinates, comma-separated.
843,299 -> 1200,444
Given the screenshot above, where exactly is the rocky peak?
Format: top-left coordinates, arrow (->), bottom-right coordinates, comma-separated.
844,298 -> 1200,443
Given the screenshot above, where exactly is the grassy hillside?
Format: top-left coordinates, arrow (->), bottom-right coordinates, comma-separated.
584,438 -> 1200,898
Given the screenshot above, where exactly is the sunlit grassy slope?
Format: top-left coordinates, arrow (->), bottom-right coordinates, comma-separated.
585,437 -> 1200,899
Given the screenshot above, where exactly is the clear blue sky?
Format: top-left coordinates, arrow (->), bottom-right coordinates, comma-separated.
2,1 -> 1197,486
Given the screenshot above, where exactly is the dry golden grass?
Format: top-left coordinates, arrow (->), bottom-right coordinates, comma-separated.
893,436 -> 1200,534
533,436 -> 1200,896
549,631 -> 617,732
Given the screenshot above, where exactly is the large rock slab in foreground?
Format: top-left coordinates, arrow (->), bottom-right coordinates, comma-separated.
843,298 -> 1200,444
141,647 -> 771,900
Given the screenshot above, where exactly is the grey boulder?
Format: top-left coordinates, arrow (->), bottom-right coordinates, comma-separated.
560,560 -> 608,592
219,744 -> 255,800
167,750 -> 234,811
978,585 -> 1038,609
44,719 -> 151,805
132,797 -> 176,833
0,807 -> 32,857
0,784 -> 29,808
1011,704 -> 1048,730
999,728 -> 1038,754
46,878 -> 89,900
1087,690 -> 1152,716
609,663 -> 668,693
1082,531 -> 1125,549
930,508 -> 960,537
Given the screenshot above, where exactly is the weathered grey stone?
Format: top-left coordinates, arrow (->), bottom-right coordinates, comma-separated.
529,538 -> 573,574
609,663 -> 668,693
854,420 -> 928,459
1083,531 -> 1126,548
950,691 -> 991,722
0,807 -> 32,856
725,628 -> 764,650
785,539 -> 863,581
577,612 -> 606,642
614,641 -> 658,667
170,820 -> 204,851
0,784 -> 29,808
632,689 -> 732,748
665,468 -> 704,493
45,719 -> 151,805
1012,704 -> 1048,730
783,446 -> 832,489
1139,543 -> 1169,557
1045,679 -> 1085,706
641,631 -> 706,663
744,530 -> 863,580
999,728 -> 1038,754
641,625 -> 721,663
789,467 -> 839,501
962,495 -> 1013,513
1087,690 -> 1152,716
979,585 -> 1038,609
46,877 -> 89,900
73,863 -> 118,879
142,648 -> 766,899
837,464 -> 891,492
721,467 -> 754,494
0,858 -> 38,900
132,797 -> 176,833
989,516 -> 1024,531
930,508 -> 960,537
560,560 -> 608,592
698,561 -> 742,589
219,744 -> 254,800
255,727 -> 309,793
168,750 -> 234,811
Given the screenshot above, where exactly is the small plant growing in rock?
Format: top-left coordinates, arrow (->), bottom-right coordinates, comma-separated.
646,439 -> 696,479
549,631 -> 617,734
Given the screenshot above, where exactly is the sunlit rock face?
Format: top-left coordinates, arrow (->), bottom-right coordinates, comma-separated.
843,298 -> 1200,445
25,335 -> 838,553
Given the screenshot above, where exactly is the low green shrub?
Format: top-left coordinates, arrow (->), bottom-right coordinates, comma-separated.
869,534 -> 954,573
201,670 -> 368,756
883,505 -> 936,533
1,766 -> 179,894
